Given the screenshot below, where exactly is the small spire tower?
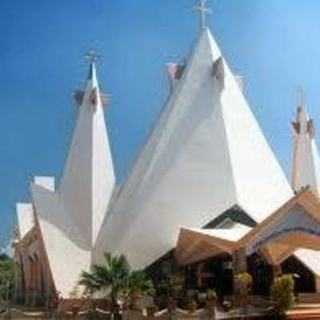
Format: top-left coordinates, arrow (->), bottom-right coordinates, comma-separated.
60,51 -> 115,246
291,90 -> 320,196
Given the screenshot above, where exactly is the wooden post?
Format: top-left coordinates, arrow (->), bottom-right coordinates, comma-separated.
196,263 -> 203,288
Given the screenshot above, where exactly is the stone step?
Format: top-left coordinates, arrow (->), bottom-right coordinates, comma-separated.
298,293 -> 320,304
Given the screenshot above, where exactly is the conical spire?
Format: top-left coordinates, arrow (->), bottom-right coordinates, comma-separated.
60,59 -> 115,246
94,27 -> 292,269
291,100 -> 320,196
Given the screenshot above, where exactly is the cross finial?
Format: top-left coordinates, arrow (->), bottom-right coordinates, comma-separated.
194,0 -> 212,30
85,49 -> 101,64
297,86 -> 305,107
85,49 -> 102,80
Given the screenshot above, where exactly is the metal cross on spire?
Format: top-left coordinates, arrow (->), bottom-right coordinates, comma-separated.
85,49 -> 101,64
297,86 -> 305,107
84,49 -> 102,80
194,0 -> 212,30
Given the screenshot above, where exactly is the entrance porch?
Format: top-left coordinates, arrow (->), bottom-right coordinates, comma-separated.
175,190 -> 320,297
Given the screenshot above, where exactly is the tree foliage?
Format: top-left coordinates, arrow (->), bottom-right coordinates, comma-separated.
234,272 -> 253,310
271,274 -> 295,316
79,252 -> 153,308
234,272 -> 253,295
126,270 -> 154,296
0,255 -> 15,302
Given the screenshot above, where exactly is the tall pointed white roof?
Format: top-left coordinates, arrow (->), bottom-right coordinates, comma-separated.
60,62 -> 115,246
94,28 -> 293,269
29,62 -> 115,297
291,105 -> 320,196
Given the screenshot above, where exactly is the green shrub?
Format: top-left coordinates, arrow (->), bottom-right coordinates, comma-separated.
157,272 -> 185,299
234,272 -> 253,308
207,289 -> 217,300
187,299 -> 197,313
0,255 -> 14,302
271,274 -> 295,316
234,272 -> 253,297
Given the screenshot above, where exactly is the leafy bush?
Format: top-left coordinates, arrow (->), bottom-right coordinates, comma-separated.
234,272 -> 253,309
157,271 -> 185,299
234,272 -> 253,296
271,274 -> 295,316
0,255 -> 14,302
79,252 -> 154,313
207,289 -> 217,301
187,299 -> 197,313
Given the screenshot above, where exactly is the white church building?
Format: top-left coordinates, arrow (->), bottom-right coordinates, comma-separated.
13,3 -> 320,305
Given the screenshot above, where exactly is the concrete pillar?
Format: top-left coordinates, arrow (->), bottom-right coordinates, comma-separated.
36,257 -> 46,304
232,247 -> 247,297
44,259 -> 54,306
39,263 -> 44,297
315,275 -> 320,293
14,261 -> 22,303
29,257 -> 38,306
196,263 -> 204,288
30,259 -> 35,306
232,247 -> 247,274
34,257 -> 40,305
24,257 -> 32,305
272,264 -> 282,279
33,255 -> 43,306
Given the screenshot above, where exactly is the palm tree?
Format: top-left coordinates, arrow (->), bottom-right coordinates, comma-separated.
79,253 -> 154,313
79,253 -> 129,312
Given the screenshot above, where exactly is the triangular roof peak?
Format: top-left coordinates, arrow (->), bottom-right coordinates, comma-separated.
176,189 -> 320,267
94,23 -> 292,269
60,61 -> 115,246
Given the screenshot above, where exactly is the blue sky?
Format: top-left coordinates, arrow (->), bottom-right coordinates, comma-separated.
1,0 -> 320,246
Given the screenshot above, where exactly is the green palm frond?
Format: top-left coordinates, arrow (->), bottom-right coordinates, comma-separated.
79,253 -> 130,296
79,252 -> 153,300
128,270 -> 154,296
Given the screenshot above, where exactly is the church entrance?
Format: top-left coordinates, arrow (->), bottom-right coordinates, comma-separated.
185,254 -> 233,300
282,256 -> 316,293
207,256 -> 233,299
247,253 -> 273,296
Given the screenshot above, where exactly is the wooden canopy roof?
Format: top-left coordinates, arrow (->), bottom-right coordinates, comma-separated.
175,189 -> 320,266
